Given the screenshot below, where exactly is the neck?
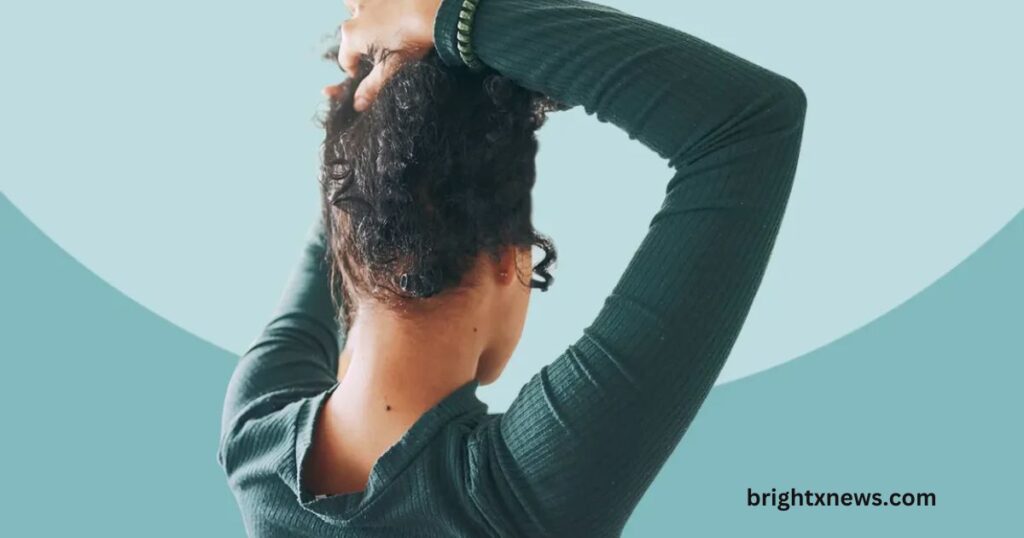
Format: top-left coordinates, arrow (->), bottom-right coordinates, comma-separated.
333,298 -> 488,422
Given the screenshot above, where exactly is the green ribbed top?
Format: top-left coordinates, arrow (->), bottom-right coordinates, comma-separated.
217,0 -> 807,535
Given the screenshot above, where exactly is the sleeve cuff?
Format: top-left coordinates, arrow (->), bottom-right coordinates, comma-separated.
433,0 -> 470,67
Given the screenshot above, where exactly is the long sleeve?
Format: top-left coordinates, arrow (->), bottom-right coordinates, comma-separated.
217,214 -> 344,468
435,0 -> 807,536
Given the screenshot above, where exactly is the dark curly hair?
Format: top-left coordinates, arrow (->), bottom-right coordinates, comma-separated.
319,50 -> 562,328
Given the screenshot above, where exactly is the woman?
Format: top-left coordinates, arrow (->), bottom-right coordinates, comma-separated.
218,0 -> 807,536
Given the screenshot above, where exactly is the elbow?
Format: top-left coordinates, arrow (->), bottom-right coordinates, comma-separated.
769,76 -> 808,129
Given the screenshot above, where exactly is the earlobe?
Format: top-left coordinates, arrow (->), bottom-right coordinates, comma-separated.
494,246 -> 518,285
496,265 -> 514,286
494,245 -> 530,287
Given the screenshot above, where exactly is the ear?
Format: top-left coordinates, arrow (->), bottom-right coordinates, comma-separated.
494,245 -> 533,287
495,245 -> 518,286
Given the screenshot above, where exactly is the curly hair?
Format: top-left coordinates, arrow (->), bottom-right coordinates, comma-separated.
319,51 -> 562,328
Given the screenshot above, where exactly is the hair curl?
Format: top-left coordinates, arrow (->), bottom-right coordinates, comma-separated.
319,51 -> 563,328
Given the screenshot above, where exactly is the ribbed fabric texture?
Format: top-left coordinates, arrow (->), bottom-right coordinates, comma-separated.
218,0 -> 807,536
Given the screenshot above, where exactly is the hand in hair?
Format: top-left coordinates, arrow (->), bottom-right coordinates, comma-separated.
332,0 -> 443,111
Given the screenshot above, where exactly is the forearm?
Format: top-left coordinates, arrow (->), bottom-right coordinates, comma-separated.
435,0 -> 804,167
219,214 -> 343,445
268,215 -> 341,340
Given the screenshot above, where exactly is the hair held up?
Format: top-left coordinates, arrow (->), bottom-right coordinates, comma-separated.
319,50 -> 565,327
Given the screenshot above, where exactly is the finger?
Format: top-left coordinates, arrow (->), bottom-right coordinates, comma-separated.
322,83 -> 345,100
353,56 -> 404,111
338,19 -> 364,77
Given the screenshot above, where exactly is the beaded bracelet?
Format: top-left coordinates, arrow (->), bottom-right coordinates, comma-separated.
456,0 -> 485,71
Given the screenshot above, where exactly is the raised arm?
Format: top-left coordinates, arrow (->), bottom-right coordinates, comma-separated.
430,0 -> 806,535
217,214 -> 344,464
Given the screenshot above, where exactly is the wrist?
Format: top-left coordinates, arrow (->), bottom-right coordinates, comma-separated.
433,0 -> 478,68
454,0 -> 485,70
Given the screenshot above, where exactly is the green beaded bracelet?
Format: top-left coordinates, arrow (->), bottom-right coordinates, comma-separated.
456,0 -> 484,71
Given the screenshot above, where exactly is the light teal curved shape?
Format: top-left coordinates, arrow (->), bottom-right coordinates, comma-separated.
1,194 -> 1020,536
2,0 -> 1022,386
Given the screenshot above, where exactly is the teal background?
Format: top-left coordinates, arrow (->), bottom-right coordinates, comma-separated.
2,197 -> 1021,534
2,0 -> 1022,400
1,0 -> 1023,535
